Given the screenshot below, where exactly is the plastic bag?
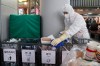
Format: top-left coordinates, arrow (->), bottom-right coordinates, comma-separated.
61,45 -> 83,66
67,45 -> 83,66
68,58 -> 80,66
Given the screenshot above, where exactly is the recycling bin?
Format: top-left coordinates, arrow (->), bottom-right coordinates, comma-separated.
19,38 -> 41,66
20,44 -> 36,66
1,41 -> 21,66
60,43 -> 73,66
39,43 -> 61,66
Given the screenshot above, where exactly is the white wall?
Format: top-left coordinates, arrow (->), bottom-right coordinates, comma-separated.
0,0 -> 18,41
40,0 -> 70,37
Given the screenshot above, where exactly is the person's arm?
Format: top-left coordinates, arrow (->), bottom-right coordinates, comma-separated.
51,15 -> 86,46
66,16 -> 85,37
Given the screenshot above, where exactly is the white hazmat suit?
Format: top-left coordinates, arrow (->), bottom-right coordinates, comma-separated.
51,4 -> 90,46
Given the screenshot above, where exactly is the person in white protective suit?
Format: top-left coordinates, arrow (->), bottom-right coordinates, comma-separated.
51,4 -> 90,46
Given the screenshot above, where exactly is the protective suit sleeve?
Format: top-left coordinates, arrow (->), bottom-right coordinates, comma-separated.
66,15 -> 85,37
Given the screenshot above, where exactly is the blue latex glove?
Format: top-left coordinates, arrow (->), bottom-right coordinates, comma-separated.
54,41 -> 64,48
51,39 -> 69,48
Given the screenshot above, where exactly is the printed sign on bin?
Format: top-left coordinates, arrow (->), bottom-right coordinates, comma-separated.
62,51 -> 70,63
42,50 -> 56,64
22,50 -> 35,63
3,49 -> 16,62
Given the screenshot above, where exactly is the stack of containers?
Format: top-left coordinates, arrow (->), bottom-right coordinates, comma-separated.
84,41 -> 100,61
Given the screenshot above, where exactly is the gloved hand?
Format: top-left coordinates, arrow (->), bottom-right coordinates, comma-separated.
51,33 -> 69,46
51,38 -> 62,46
54,41 -> 64,48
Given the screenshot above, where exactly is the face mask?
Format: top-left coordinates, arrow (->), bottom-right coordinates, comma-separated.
65,14 -> 69,18
65,14 -> 68,16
